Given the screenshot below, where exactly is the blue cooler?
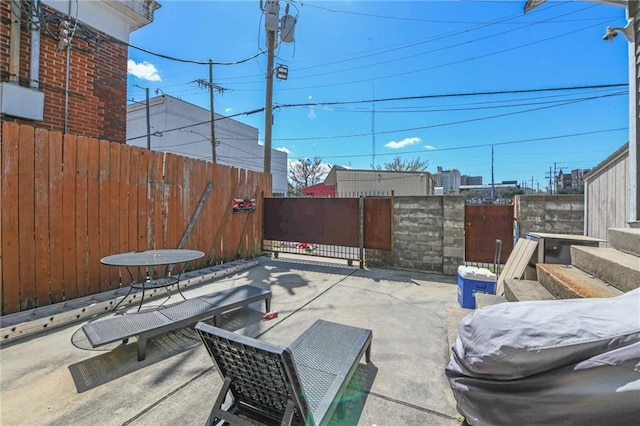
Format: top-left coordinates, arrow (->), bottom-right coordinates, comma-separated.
457,265 -> 497,309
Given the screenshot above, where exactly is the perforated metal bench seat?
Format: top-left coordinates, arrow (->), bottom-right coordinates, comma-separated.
82,285 -> 271,361
196,319 -> 373,426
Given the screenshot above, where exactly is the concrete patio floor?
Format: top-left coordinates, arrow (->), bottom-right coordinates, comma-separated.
0,255 -> 466,425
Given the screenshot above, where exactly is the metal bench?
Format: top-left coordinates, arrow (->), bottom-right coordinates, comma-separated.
196,319 -> 373,426
82,285 -> 271,361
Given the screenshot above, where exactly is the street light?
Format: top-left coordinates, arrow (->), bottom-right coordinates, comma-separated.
275,64 -> 289,80
180,129 -> 220,148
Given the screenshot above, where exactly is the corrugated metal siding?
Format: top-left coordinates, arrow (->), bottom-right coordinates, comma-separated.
336,170 -> 432,196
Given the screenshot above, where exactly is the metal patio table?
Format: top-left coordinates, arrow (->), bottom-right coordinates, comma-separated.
101,249 -> 204,311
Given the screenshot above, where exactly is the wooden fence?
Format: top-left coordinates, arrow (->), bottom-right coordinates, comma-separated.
1,122 -> 271,315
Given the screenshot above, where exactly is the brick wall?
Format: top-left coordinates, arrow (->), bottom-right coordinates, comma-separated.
0,3 -> 127,142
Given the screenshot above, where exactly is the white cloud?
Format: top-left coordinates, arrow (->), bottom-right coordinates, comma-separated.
275,147 -> 291,154
385,137 -> 421,149
127,59 -> 161,82
224,107 -> 233,113
424,145 -> 436,150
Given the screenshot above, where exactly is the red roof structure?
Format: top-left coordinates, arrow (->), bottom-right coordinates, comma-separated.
301,183 -> 335,198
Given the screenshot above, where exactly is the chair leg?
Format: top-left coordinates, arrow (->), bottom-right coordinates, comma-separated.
365,341 -> 372,363
137,336 -> 147,361
207,376 -> 233,426
280,400 -> 295,426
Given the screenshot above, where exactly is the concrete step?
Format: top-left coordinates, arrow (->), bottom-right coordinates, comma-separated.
537,264 -> 623,299
609,228 -> 640,257
571,246 -> 640,293
475,292 -> 507,309
503,278 -> 555,302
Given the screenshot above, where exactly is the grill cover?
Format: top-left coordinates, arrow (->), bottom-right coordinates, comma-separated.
445,288 -> 640,425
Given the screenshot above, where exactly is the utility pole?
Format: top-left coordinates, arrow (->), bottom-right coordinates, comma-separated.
209,60 -> 216,163
145,87 -> 151,150
531,176 -> 534,193
261,0 -> 296,174
195,66 -> 225,164
490,145 -> 495,202
134,84 -> 151,150
264,24 -> 275,174
372,84 -> 376,168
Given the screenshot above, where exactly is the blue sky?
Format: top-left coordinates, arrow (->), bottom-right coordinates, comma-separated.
126,0 -> 630,190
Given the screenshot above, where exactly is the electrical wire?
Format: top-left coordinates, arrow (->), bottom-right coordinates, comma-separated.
314,127 -> 627,161
273,83 -> 626,109
321,91 -> 628,114
126,83 -> 625,142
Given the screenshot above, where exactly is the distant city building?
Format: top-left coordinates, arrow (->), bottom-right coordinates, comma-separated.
434,166 -> 461,193
556,168 -> 590,192
461,175 -> 483,186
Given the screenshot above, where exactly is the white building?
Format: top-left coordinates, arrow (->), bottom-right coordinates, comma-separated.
127,95 -> 287,195
324,167 -> 433,197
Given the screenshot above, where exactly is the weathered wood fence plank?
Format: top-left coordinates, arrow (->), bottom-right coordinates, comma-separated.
1,122 -> 270,315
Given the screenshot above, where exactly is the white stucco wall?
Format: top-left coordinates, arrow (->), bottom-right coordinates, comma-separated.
127,95 -> 287,195
43,0 -> 159,41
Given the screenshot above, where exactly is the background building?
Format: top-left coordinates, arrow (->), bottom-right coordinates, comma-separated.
556,168 -> 590,192
434,166 -> 462,194
321,167 -> 433,197
1,0 -> 159,142
461,175 -> 483,185
127,95 -> 288,195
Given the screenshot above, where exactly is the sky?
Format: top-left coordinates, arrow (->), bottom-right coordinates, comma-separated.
126,0 -> 631,191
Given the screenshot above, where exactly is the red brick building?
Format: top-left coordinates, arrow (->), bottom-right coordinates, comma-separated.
1,0 -> 159,142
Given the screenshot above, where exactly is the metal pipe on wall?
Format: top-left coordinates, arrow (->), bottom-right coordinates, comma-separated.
30,0 -> 40,89
64,0 -> 71,133
9,0 -> 21,83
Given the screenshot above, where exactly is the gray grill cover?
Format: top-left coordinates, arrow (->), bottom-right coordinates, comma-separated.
445,288 -> 640,425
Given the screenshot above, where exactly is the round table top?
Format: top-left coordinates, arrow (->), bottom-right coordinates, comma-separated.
100,249 -> 205,267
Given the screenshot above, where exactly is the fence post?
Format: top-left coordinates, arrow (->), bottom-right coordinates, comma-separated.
359,196 -> 364,269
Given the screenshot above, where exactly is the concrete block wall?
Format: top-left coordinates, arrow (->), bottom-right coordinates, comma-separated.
368,194 -> 583,276
367,196 -> 465,274
515,195 -> 584,238
442,196 -> 465,275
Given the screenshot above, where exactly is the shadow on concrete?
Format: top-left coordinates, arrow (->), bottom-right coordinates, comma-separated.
68,308 -> 264,393
328,362 -> 379,425
255,255 -> 456,287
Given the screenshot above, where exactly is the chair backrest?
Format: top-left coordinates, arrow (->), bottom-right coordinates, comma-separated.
196,322 -> 312,425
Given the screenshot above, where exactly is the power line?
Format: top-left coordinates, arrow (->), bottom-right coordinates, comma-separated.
126,83 -> 625,142
273,89 -> 626,141
274,83 -> 626,109
315,127 -> 627,160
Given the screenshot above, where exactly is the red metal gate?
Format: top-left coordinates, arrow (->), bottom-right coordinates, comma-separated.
263,197 -> 392,265
465,205 -> 514,264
